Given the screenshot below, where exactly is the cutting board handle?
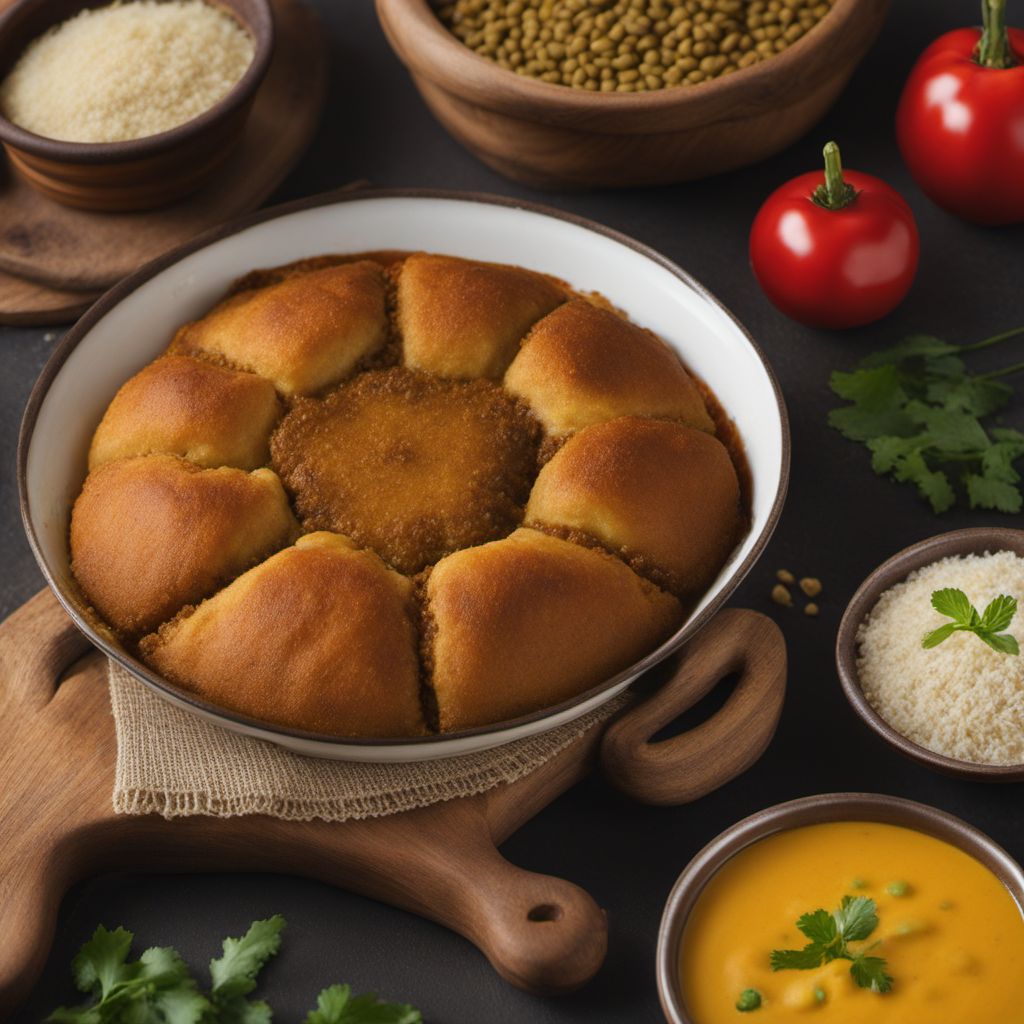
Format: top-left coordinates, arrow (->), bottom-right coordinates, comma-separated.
600,608 -> 786,805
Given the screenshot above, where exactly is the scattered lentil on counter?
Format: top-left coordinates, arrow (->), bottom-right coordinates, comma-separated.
0,0 -> 255,143
437,0 -> 837,92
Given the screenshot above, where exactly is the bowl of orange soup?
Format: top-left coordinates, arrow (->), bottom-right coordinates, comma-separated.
657,793 -> 1024,1024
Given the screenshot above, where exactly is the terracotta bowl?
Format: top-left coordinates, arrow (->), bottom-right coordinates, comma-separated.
0,0 -> 274,211
376,0 -> 890,188
656,792 -> 1024,1024
836,527 -> 1024,783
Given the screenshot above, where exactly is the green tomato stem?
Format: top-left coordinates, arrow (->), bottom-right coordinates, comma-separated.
811,141 -> 857,210
976,0 -> 1016,68
960,324 -> 1024,352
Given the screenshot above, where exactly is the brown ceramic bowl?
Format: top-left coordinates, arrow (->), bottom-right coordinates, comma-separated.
0,0 -> 274,211
376,0 -> 889,188
656,792 -> 1024,1024
836,528 -> 1024,783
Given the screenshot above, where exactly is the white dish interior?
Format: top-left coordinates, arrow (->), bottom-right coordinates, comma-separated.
22,193 -> 787,762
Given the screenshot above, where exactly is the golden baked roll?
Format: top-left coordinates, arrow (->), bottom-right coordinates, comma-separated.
140,532 -> 425,738
504,299 -> 713,437
424,528 -> 681,731
526,417 -> 741,598
170,261 -> 389,396
70,455 -> 296,636
398,253 -> 565,379
89,355 -> 281,471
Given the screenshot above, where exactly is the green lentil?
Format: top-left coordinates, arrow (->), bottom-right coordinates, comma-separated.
438,0 -> 836,91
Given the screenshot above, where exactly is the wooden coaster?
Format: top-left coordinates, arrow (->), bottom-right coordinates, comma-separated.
0,0 -> 327,324
0,268 -> 96,326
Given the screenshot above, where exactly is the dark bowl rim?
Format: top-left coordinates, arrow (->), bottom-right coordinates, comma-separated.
0,0 -> 274,163
835,527 -> 1024,782
655,791 -> 1024,1024
17,185 -> 791,751
376,0 -> 879,120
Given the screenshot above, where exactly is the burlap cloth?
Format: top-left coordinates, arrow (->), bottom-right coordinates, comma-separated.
109,661 -> 629,822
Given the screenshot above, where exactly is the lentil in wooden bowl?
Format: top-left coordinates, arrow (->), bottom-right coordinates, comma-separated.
836,528 -> 1024,783
0,0 -> 273,211
376,0 -> 890,188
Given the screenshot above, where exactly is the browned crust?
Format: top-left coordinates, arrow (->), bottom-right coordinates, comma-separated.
140,533 -> 427,738
89,355 -> 283,471
270,367 -> 541,574
70,455 -> 297,637
424,528 -> 682,731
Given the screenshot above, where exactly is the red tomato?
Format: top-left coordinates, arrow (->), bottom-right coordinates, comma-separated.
749,143 -> 920,330
896,4 -> 1024,226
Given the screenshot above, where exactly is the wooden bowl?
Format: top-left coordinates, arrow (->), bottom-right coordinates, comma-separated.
0,0 -> 274,211
375,0 -> 890,188
655,792 -> 1024,1024
836,527 -> 1024,783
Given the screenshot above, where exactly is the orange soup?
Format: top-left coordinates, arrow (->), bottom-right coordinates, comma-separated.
680,821 -> 1024,1024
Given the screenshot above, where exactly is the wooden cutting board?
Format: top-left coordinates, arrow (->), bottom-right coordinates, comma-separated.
0,589 -> 785,1014
0,0 -> 328,324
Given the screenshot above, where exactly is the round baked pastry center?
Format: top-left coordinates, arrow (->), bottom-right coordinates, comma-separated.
271,367 -> 541,574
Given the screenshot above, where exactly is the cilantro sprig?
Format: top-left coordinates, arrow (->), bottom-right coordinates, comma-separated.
829,325 -> 1024,513
922,587 -> 1020,655
46,917 -> 422,1024
770,896 -> 893,994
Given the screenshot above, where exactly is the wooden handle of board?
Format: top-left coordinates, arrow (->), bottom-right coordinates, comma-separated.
0,591 -> 98,1016
600,608 -> 786,805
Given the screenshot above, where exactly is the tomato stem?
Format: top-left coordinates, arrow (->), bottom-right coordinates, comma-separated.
976,0 -> 1016,68
811,141 -> 857,211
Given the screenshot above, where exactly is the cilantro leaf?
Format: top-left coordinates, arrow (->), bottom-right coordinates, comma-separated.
770,945 -> 828,971
891,451 -> 956,513
922,622 -> 958,648
829,327 -> 1024,513
981,595 -> 1018,633
795,908 -> 837,945
859,334 -> 959,367
772,897 -> 891,994
210,916 -> 286,1000
923,588 -> 1019,655
932,587 -> 975,622
834,896 -> 878,942
979,630 -> 1020,656
849,955 -> 893,994
828,366 -> 915,441
71,925 -> 134,997
304,984 -> 422,1024
47,917 -> 423,1024
965,472 -> 1024,513
927,374 -> 1013,417
152,985 -> 211,1024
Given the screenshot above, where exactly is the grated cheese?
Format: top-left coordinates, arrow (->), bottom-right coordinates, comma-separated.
857,550 -> 1024,766
0,0 -> 255,143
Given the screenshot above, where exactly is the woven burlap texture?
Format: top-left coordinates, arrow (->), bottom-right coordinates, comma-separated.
109,661 -> 628,822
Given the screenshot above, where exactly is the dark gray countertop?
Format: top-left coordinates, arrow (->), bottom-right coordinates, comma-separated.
4,1 -> 1023,1021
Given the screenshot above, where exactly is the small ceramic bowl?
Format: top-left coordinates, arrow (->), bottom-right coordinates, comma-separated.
0,0 -> 274,211
376,0 -> 889,188
836,527 -> 1024,783
656,792 -> 1024,1024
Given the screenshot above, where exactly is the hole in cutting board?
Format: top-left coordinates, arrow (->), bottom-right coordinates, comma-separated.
649,670 -> 741,743
527,903 -> 563,922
